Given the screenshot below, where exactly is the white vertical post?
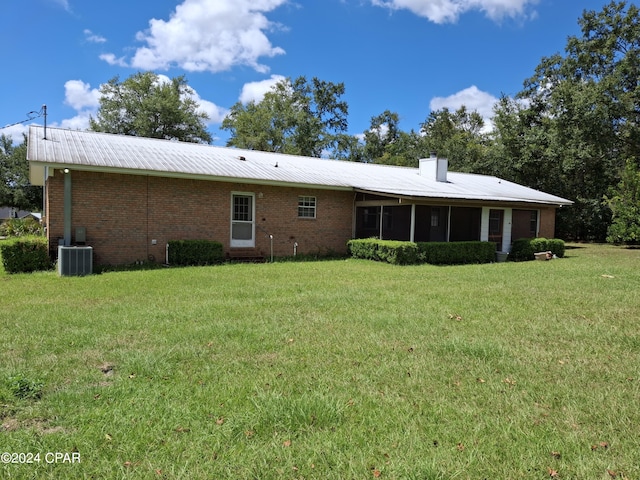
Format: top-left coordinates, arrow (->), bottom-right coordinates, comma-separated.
502,209 -> 513,252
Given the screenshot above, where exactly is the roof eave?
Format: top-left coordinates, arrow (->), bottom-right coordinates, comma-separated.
354,188 -> 573,207
28,161 -> 354,192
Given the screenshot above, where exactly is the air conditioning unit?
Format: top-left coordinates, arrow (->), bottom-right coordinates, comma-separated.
58,246 -> 93,276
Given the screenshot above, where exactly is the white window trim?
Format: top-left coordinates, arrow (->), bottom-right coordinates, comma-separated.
298,195 -> 317,219
230,192 -> 255,248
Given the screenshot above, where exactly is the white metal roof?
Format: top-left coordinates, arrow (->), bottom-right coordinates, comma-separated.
27,126 -> 572,206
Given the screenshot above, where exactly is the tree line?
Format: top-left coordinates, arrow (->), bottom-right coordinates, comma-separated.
2,1 -> 638,244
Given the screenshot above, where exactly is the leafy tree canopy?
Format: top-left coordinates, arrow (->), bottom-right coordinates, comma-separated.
89,72 -> 212,144
490,0 -> 640,241
420,106 -> 490,173
357,110 -> 424,166
221,76 -> 348,157
522,1 -> 639,162
0,134 -> 42,211
606,159 -> 640,244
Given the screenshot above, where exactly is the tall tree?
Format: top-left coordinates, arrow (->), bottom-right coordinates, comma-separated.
332,133 -> 367,162
419,106 -> 490,173
221,76 -> 348,157
357,111 -> 424,166
362,110 -> 402,163
490,95 -> 565,194
514,1 -> 640,240
0,134 -> 42,211
90,72 -> 212,144
605,159 -> 640,244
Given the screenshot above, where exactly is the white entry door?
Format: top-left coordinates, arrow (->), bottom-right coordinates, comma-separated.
231,193 -> 255,248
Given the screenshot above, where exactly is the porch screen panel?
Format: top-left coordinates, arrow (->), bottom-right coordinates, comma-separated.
381,205 -> 412,241
415,206 -> 448,242
355,206 -> 381,239
449,207 -> 481,242
512,209 -> 538,240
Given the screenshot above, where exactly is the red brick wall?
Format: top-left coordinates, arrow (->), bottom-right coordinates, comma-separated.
45,170 -> 354,265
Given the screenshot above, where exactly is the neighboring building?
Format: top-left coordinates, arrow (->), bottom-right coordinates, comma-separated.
0,207 -> 41,223
27,126 -> 572,265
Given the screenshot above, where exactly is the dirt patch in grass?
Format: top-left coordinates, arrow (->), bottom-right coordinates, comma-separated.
1,417 -> 20,431
2,417 -> 67,435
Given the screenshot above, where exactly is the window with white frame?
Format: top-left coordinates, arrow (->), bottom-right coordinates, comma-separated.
298,196 -> 316,218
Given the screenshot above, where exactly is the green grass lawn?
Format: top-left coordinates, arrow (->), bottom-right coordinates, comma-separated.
1,243 -> 639,479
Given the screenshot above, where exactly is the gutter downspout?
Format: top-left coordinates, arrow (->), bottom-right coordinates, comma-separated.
63,169 -> 71,246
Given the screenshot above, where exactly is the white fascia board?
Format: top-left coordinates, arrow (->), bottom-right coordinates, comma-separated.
28,161 -> 353,192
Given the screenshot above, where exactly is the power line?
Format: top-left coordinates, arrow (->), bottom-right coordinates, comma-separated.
1,105 -> 47,130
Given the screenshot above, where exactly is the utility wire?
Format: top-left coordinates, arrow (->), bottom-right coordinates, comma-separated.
1,106 -> 46,130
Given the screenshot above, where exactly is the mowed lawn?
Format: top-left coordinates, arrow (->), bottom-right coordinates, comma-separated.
1,243 -> 639,479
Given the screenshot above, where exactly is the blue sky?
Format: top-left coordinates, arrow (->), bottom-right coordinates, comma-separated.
1,0 -> 611,145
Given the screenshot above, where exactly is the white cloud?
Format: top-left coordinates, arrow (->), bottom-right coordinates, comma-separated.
110,0 -> 287,73
84,29 -> 107,44
99,53 -> 129,67
56,80 -> 102,130
0,124 -> 29,142
184,86 -> 229,124
239,74 -> 286,104
430,85 -> 498,130
59,113 -> 93,131
371,0 -> 538,23
51,0 -> 71,12
63,80 -> 101,112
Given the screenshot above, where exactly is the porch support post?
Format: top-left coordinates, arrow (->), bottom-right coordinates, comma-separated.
410,204 -> 416,242
379,205 -> 384,239
480,207 -> 490,242
446,206 -> 451,242
502,209 -> 513,252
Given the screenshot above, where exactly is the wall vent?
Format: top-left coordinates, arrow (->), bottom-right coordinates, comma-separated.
58,246 -> 93,276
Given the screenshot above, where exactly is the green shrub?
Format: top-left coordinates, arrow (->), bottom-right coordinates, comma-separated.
547,238 -> 566,258
168,239 -> 224,266
510,238 -> 566,261
347,238 -> 381,261
510,238 -> 536,261
417,241 -> 496,265
348,239 -> 494,265
0,238 -> 52,273
376,241 -> 420,265
348,239 -> 420,265
0,217 -> 44,237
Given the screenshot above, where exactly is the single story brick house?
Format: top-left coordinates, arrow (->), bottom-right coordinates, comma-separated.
27,126 -> 572,265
